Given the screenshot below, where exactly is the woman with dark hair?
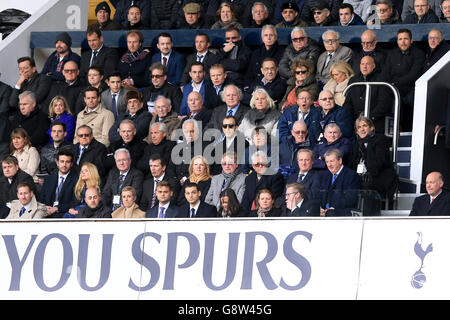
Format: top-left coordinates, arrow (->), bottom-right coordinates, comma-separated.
248,188 -> 282,217
10,128 -> 40,183
218,188 -> 247,217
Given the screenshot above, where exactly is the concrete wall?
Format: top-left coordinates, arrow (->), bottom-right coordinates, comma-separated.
0,0 -> 88,87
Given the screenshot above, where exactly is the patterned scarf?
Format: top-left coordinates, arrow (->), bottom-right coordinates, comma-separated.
121,47 -> 149,64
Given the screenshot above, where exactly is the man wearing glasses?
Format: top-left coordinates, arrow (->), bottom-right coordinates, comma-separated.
402,0 -> 442,20
350,30 -> 386,75
367,0 -> 401,25
403,0 -> 439,22
142,62 -> 182,114
279,27 -> 320,80
283,182 -> 320,216
441,0 -> 450,22
316,30 -> 352,87
71,124 -> 107,177
309,1 -> 337,26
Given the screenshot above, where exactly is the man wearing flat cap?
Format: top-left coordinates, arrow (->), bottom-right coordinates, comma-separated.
177,2 -> 206,29
309,0 -> 337,26
90,1 -> 122,31
275,1 -> 309,27
41,32 -> 81,82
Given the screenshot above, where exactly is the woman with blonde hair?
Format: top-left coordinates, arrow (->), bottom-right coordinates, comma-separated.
177,155 -> 212,206
279,58 -> 319,110
211,2 -> 243,29
46,95 -> 76,143
10,128 -> 40,183
64,162 -> 101,218
112,186 -> 145,218
239,88 -> 281,141
323,61 -> 354,106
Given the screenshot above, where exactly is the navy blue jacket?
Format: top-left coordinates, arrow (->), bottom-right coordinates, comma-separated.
410,190 -> 450,216
38,170 -> 78,218
146,203 -> 180,218
241,169 -> 285,211
242,75 -> 287,106
318,106 -> 355,142
41,50 -> 81,82
118,51 -> 152,88
278,105 -> 321,143
286,169 -> 322,201
282,198 -> 320,217
312,136 -> 353,169
319,166 -> 361,216
151,50 -> 185,87
279,135 -> 314,169
338,13 -> 365,26
177,202 -> 218,218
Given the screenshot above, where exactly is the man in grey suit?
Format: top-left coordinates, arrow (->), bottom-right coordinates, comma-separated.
6,182 -> 46,219
101,72 -> 129,118
205,152 -> 246,209
207,84 -> 250,130
316,30 -> 353,86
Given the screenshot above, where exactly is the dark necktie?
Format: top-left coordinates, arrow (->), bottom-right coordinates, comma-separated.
111,93 -> 118,116
117,174 -> 125,194
322,53 -> 332,73
77,146 -> 86,165
163,56 -> 167,66
19,206 -> 26,217
227,109 -> 233,116
90,50 -> 98,67
190,208 -> 196,218
297,173 -> 305,183
55,176 -> 65,200
197,55 -> 203,62
151,179 -> 160,208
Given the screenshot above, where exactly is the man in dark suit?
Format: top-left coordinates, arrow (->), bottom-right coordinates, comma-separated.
9,56 -> 51,112
101,72 -> 129,118
180,33 -> 219,86
102,148 -> 144,211
151,33 -> 185,87
207,84 -> 250,130
38,149 -> 77,218
286,149 -> 321,200
140,154 -> 180,211
410,172 -> 450,216
142,63 -> 183,114
179,62 -> 208,116
180,92 -> 212,130
72,125 -> 107,178
0,156 -> 36,217
146,181 -> 179,218
80,25 -> 118,84
283,182 -> 320,216
241,151 -> 285,211
204,64 -> 232,110
319,148 -> 361,216
177,182 -> 218,218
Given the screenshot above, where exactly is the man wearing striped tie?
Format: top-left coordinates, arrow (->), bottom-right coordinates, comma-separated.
6,183 -> 46,219
319,148 -> 360,216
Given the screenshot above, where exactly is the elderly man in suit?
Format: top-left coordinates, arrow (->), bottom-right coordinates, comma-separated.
6,182 -> 46,219
283,182 -> 320,217
207,84 -> 250,130
38,149 -> 77,218
319,148 -> 361,216
178,182 -> 218,218
72,125 -> 107,178
146,181 -> 180,218
101,72 -> 129,118
205,152 -> 246,210
102,148 -> 144,211
80,25 -> 118,84
286,148 -> 321,200
316,30 -> 353,87
410,172 -> 450,216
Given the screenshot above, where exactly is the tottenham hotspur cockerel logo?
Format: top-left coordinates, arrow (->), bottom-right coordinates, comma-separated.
411,232 -> 433,289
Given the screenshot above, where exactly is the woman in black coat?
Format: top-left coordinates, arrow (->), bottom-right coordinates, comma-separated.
248,188 -> 282,218
352,116 -> 398,212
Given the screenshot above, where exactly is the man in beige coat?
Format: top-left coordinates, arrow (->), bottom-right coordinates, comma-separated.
75,86 -> 115,147
6,182 -> 46,219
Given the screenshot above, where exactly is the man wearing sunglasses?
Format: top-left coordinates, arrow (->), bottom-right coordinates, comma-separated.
309,1 -> 337,26
279,27 -> 320,80
142,62 -> 182,114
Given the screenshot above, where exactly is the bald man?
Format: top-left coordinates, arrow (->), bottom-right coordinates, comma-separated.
423,29 -> 450,73
410,172 -> 450,216
343,55 -> 392,134
350,29 -> 387,75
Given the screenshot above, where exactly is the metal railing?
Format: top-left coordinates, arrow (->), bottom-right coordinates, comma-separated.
343,82 -> 401,164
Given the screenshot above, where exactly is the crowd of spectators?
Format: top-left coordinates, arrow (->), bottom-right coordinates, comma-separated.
0,0 -> 448,219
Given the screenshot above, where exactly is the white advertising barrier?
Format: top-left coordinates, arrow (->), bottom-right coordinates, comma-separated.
358,217 -> 450,299
0,218 -> 363,300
